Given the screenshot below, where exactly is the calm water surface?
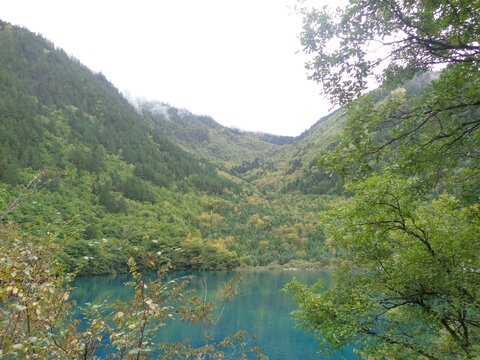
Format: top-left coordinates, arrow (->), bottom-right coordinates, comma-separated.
71,270 -> 359,359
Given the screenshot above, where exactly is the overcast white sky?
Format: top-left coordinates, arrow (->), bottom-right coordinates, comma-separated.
1,0 -> 336,136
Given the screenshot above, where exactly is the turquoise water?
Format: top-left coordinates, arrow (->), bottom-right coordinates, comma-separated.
71,270 -> 359,359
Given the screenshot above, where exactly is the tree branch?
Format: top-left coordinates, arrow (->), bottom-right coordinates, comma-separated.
1,169 -> 66,221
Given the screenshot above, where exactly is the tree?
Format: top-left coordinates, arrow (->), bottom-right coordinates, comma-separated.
298,0 -> 480,105
287,0 -> 480,359
0,223 -> 267,359
287,178 -> 480,359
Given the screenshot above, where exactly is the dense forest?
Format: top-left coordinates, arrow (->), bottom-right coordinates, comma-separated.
1,0 -> 479,358
0,19 -> 339,276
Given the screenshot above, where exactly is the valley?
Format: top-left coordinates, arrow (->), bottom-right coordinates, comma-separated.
0,20 -> 343,275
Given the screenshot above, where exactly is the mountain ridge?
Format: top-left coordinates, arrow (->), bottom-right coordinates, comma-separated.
0,20 -> 336,274
136,100 -> 296,170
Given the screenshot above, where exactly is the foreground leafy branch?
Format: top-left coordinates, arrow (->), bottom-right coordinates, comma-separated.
288,0 -> 480,358
0,169 -> 66,221
297,0 -> 480,105
287,182 -> 480,359
0,221 -> 267,359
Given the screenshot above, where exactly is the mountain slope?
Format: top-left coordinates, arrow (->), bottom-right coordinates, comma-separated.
0,20 -> 334,274
242,72 -> 440,195
0,21 -> 240,194
242,109 -> 345,194
138,100 -> 293,169
136,100 -> 344,195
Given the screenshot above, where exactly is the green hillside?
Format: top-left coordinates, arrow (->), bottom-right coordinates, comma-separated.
242,72 -> 440,195
0,21 -> 336,274
243,110 -> 345,194
137,100 -> 344,195
0,21 -> 242,194
138,100 -> 291,169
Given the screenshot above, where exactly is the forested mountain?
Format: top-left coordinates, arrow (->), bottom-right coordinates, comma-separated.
0,20 -> 336,274
136,99 -> 345,195
243,72 -> 440,194
243,110 -> 345,194
0,20 -> 448,278
137,101 -> 292,169
0,21 -> 243,194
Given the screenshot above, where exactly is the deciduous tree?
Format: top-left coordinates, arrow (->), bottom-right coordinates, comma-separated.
288,0 -> 480,358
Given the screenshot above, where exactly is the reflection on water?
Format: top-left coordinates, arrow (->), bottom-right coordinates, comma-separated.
71,270 -> 358,360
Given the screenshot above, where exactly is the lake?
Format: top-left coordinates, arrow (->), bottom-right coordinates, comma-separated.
71,270 -> 359,359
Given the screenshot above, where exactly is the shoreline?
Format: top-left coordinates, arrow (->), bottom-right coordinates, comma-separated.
235,262 -> 338,272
